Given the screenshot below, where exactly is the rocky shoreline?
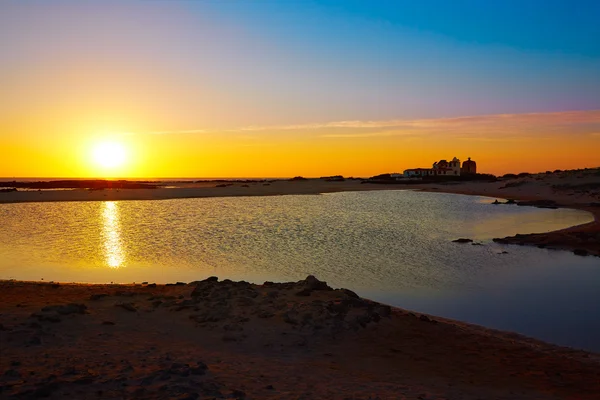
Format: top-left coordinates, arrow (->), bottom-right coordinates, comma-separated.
2,276 -> 600,399
421,169 -> 600,258
490,203 -> 600,257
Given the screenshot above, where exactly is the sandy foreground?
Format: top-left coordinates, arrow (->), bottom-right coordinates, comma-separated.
2,276 -> 600,400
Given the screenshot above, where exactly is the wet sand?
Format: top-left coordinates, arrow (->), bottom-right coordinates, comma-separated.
2,276 -> 600,399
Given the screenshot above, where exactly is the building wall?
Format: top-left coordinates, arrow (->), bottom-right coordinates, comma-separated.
461,159 -> 477,174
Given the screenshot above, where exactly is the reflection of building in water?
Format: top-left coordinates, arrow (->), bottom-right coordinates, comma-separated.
102,202 -> 125,268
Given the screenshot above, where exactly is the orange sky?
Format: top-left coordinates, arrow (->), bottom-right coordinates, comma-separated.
1,2 -> 599,178
1,110 -> 599,178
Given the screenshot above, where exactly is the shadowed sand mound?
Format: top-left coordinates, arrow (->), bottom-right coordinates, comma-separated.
1,277 -> 600,399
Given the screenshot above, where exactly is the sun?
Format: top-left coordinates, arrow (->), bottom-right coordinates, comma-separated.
92,141 -> 127,169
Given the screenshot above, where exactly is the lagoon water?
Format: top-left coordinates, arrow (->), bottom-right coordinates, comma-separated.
1,190 -> 599,351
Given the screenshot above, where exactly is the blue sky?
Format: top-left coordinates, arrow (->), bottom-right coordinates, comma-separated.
185,0 -> 600,122
2,0 -> 599,127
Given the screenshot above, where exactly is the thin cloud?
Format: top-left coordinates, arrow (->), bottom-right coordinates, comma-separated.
234,109 -> 600,132
143,110 -> 600,138
321,130 -> 419,138
150,129 -> 207,135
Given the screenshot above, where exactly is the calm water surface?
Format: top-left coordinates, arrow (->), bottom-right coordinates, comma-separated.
1,190 -> 599,351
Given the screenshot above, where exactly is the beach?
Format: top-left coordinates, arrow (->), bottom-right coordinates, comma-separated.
1,170 -> 600,398
2,277 -> 600,399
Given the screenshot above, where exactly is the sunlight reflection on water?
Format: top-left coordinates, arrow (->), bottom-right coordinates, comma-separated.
102,202 -> 125,268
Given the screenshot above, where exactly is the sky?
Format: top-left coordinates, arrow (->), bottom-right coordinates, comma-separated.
1,0 -> 599,178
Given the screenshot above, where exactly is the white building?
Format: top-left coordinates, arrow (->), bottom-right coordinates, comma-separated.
404,157 -> 461,177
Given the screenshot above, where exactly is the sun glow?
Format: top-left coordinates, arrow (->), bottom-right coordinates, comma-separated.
91,141 -> 127,169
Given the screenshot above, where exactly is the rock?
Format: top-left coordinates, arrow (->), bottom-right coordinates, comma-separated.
33,382 -> 60,397
102,321 -> 115,325
471,242 -> 483,246
283,311 -> 298,325
90,293 -> 109,301
295,288 -> 312,297
231,389 -> 246,399
168,363 -> 193,377
355,314 -> 371,328
236,297 -> 255,306
258,310 -> 274,318
265,384 -> 275,390
28,336 -> 42,345
492,199 -> 500,204
4,369 -> 21,378
223,324 -> 244,332
176,394 -> 199,400
452,238 -> 473,243
147,283 -> 157,288
506,199 -> 516,204
73,375 -> 96,384
222,333 -> 243,342
190,286 -> 210,298
303,275 -> 332,291
339,288 -> 360,298
375,305 -> 392,317
419,314 -> 431,322
190,362 -> 208,375
41,303 -> 87,315
31,313 -> 61,323
115,303 -> 137,312
574,249 -> 589,257
517,199 -> 559,209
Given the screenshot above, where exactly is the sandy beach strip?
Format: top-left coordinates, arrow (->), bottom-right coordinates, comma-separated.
0,180 -> 392,204
2,276 -> 600,399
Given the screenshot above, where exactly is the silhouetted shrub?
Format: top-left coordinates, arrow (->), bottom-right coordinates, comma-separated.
369,174 -> 393,180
